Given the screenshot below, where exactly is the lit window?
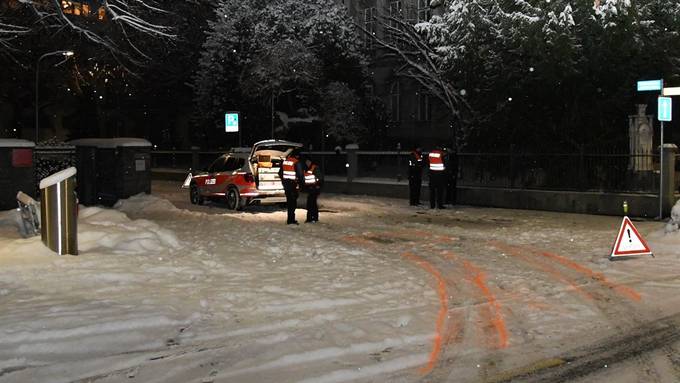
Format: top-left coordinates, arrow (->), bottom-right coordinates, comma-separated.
62,1 -> 73,14
98,7 -> 106,20
73,2 -> 81,16
82,3 -> 91,16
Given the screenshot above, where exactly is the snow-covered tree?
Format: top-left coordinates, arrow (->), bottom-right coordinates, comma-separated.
193,0 -> 369,143
409,0 -> 680,151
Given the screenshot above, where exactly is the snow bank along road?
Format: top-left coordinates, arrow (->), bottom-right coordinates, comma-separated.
1,180 -> 680,383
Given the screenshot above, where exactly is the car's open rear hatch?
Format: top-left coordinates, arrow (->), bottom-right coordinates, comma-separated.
250,140 -> 303,191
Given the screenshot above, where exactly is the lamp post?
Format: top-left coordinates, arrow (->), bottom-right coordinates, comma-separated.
35,50 -> 74,143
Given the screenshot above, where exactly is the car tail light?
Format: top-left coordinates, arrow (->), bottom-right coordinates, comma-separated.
244,173 -> 254,183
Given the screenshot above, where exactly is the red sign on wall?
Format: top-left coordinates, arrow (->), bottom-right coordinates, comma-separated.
12,149 -> 33,168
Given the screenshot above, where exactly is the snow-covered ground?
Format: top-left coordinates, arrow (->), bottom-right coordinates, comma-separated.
1,181 -> 680,382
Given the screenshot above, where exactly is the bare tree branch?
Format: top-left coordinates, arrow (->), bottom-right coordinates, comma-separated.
355,11 -> 471,146
1,0 -> 178,71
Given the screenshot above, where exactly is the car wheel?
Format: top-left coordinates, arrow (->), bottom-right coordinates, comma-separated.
226,187 -> 242,210
190,184 -> 204,205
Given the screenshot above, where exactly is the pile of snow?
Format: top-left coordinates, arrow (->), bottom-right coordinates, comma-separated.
79,206 -> 181,254
114,193 -> 180,215
0,195 -> 182,257
645,199 -> 680,256
664,199 -> 680,233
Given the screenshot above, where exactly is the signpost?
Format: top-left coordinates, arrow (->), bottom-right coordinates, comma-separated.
635,79 -> 669,219
658,97 -> 672,218
225,112 -> 241,147
663,87 -> 680,96
637,79 -> 663,92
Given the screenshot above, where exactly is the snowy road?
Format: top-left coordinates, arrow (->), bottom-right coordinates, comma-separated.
1,180 -> 680,382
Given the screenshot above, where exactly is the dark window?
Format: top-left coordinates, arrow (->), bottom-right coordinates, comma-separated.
364,7 -> 376,49
390,81 -> 400,122
417,89 -> 431,121
388,1 -> 402,46
223,157 -> 245,172
208,157 -> 226,173
417,0 -> 431,22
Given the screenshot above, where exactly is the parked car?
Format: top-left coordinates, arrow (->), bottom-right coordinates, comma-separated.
188,140 -> 303,210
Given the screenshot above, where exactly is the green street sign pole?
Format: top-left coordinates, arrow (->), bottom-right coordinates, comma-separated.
657,96 -> 672,218
660,119 -> 664,219
636,80 -> 666,218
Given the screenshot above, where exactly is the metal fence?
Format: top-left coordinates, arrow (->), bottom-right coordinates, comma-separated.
456,151 -> 659,193
151,149 -> 663,193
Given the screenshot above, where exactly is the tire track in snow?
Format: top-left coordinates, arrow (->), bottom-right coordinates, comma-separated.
402,253 -> 449,374
488,241 -> 641,303
486,240 -> 663,382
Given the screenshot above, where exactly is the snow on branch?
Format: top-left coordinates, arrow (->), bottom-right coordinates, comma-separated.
0,20 -> 30,62
357,11 -> 470,144
2,0 -> 178,70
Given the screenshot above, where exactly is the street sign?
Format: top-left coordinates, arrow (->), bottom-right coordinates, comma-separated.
663,87 -> 680,96
637,79 -> 663,92
658,97 -> 672,122
610,216 -> 653,259
225,112 -> 239,133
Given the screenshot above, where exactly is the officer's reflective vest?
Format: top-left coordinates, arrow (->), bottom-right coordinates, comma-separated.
409,151 -> 423,167
282,157 -> 299,181
429,150 -> 445,171
304,164 -> 319,186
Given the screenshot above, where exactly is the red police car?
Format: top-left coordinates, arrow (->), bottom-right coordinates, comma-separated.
188,140 -> 303,210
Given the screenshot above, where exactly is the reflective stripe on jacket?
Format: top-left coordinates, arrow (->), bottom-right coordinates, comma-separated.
429,150 -> 445,171
304,164 -> 318,185
282,157 -> 299,180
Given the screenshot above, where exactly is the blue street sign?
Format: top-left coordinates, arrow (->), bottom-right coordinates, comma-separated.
658,97 -> 672,122
637,79 -> 663,92
225,112 -> 239,132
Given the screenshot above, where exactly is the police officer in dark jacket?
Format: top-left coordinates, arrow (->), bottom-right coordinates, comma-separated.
279,150 -> 305,225
303,156 -> 323,223
408,146 -> 424,206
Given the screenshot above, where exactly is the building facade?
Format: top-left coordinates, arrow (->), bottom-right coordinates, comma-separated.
339,0 -> 452,149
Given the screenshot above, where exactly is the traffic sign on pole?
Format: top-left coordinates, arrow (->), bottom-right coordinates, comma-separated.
658,97 -> 672,122
225,112 -> 239,132
663,87 -> 680,96
637,79 -> 663,92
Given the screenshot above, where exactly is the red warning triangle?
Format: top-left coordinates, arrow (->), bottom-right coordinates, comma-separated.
610,216 -> 653,259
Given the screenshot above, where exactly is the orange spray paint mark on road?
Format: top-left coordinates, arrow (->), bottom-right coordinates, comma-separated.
402,252 -> 448,374
462,260 -> 509,349
534,249 -> 642,302
490,241 -> 594,301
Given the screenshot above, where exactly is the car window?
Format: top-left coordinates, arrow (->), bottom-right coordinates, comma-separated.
223,157 -> 238,172
208,157 -> 226,173
235,157 -> 245,169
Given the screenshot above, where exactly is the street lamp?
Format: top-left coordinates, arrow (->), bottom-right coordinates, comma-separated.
35,50 -> 74,143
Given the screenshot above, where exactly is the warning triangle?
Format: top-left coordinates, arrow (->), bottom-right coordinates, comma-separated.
610,216 -> 653,259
